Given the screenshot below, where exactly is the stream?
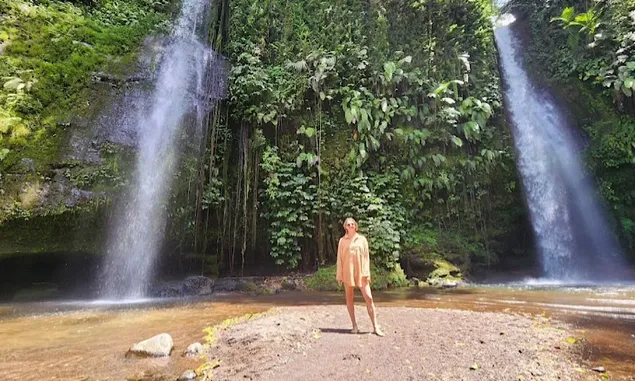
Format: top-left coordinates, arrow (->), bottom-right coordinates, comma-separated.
1,285 -> 634,380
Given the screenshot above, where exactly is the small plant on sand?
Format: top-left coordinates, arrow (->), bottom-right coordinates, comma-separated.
196,359 -> 222,381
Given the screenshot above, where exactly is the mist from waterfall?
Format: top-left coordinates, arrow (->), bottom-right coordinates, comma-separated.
99,0 -> 226,299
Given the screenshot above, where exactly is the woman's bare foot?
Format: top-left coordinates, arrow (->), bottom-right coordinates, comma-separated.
351,326 -> 359,334
374,326 -> 385,337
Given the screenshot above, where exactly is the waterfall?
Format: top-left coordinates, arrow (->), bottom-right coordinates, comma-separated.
494,14 -> 625,282
99,0 -> 226,299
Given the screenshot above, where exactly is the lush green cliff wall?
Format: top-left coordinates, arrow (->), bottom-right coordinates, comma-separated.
2,0 -> 561,281
190,0 -> 529,278
0,0 -> 175,255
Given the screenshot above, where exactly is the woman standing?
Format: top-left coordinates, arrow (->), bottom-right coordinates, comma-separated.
336,217 -> 384,336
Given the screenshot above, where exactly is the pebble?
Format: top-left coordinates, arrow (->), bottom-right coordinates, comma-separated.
178,369 -> 197,380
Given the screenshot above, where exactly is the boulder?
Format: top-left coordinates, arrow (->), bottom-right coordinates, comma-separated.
150,282 -> 185,298
182,276 -> 214,296
281,279 -> 297,290
183,342 -> 205,358
127,333 -> 173,358
213,278 -> 239,292
427,259 -> 462,279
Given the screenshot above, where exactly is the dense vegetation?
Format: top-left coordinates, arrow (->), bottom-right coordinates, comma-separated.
506,0 -> 635,255
187,0 -> 527,279
3,0 -> 633,284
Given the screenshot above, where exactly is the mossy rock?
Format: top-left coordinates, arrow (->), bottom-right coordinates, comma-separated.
424,259 -> 463,288
401,249 -> 464,282
237,280 -> 275,295
428,259 -> 462,279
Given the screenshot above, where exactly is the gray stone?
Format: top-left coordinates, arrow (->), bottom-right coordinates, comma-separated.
592,366 -> 606,373
183,342 -> 205,358
178,370 -> 197,381
281,279 -> 297,290
182,276 -> 215,295
213,278 -> 239,292
127,333 -> 173,358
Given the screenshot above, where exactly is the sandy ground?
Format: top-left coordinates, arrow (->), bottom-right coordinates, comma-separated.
204,305 -> 585,381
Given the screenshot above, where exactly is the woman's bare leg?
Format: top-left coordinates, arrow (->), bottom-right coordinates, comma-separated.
345,284 -> 358,333
360,278 -> 384,336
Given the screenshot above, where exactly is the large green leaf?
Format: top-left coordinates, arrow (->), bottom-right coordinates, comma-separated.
3,77 -> 23,91
0,148 -> 9,161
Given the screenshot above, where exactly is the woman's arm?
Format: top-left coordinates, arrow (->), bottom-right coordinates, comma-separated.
336,238 -> 343,284
362,236 -> 371,281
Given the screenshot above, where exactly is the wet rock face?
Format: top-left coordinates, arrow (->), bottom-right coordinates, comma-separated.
126,333 -> 174,358
64,35 -> 169,164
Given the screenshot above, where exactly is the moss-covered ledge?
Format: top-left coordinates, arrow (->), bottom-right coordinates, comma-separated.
0,205 -> 108,257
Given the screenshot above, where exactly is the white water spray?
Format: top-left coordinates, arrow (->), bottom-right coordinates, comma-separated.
494,14 -> 625,281
99,0 -> 226,298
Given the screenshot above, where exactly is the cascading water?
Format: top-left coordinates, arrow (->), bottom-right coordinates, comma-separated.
99,0 -> 226,299
494,14 -> 625,282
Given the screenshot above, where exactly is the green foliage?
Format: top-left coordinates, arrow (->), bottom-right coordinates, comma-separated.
260,145 -> 316,269
327,173 -> 407,269
214,0 -> 521,273
304,265 -> 343,291
586,116 -> 635,250
305,264 -> 408,291
520,0 -> 635,99
550,4 -> 635,97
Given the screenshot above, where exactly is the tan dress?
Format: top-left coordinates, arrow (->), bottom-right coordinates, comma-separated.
336,234 -> 371,287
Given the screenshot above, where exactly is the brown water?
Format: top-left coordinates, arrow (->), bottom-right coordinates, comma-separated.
1,285 -> 634,381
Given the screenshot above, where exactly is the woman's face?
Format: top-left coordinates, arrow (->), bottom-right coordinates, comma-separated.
344,221 -> 357,235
